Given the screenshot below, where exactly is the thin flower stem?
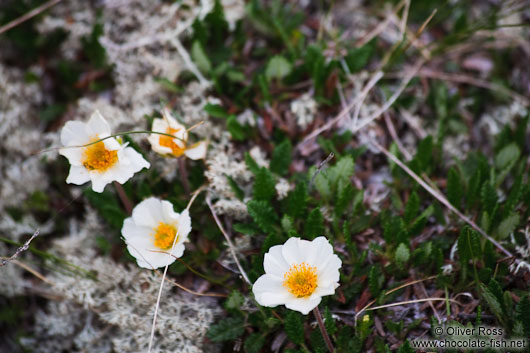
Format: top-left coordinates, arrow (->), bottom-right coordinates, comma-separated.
113,182 -> 133,215
206,195 -> 252,286
0,0 -> 61,35
313,307 -> 335,353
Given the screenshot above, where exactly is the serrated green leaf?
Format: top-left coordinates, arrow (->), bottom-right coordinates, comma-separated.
404,191 -> 419,223
495,143 -> 520,169
480,283 -> 504,323
247,200 -> 278,233
207,317 -> 245,342
83,189 -> 126,230
496,212 -> 520,239
224,290 -> 244,311
233,222 -> 262,235
329,156 -> 354,188
253,167 -> 276,201
285,181 -> 307,219
266,55 -> 292,80
335,180 -> 355,216
324,306 -> 337,335
368,266 -> 382,297
270,139 -> 292,175
481,181 -> 497,215
314,172 -> 331,200
395,243 -> 410,263
458,226 -> 482,263
285,311 -> 305,345
244,333 -> 265,353
226,174 -> 244,200
245,152 -> 260,174
397,341 -> 414,353
447,167 -> 463,208
310,328 -> 327,353
305,208 -> 325,239
515,296 -> 530,336
191,40 -> 211,73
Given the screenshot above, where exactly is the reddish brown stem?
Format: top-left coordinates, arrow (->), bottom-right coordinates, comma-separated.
113,182 -> 133,215
313,307 -> 335,353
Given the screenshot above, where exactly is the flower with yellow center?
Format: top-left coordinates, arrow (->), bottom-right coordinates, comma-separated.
252,237 -> 342,315
121,197 -> 192,269
147,108 -> 207,160
59,110 -> 150,193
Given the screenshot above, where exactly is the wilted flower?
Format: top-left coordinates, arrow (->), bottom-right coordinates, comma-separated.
147,108 -> 207,160
252,236 -> 342,315
59,110 -> 150,193
121,197 -> 191,269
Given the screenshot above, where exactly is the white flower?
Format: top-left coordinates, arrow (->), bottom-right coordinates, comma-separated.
252,236 -> 342,315
59,110 -> 150,193
121,197 -> 192,269
147,108 -> 207,160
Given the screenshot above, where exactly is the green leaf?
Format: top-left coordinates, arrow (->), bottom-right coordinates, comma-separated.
404,191 -> 419,223
457,226 -> 481,263
395,243 -> 410,263
224,290 -> 244,311
204,103 -> 229,118
285,181 -> 307,219
329,156 -> 354,188
270,139 -> 292,175
281,214 -> 294,231
227,115 -> 246,140
480,283 -> 504,323
191,40 -> 212,73
226,175 -> 244,200
266,55 -> 292,81
314,172 -> 331,200
496,213 -> 520,239
245,152 -> 260,174
397,341 -> 414,353
335,180 -> 355,216
247,200 -> 278,233
368,266 -> 382,297
305,208 -> 325,239
345,39 -> 377,73
83,189 -> 126,230
253,167 -> 276,201
244,333 -> 265,353
447,167 -> 463,208
481,181 -> 497,215
495,143 -> 520,170
515,296 -> 530,336
285,311 -> 305,345
324,307 -> 337,335
207,317 -> 245,342
233,222 -> 262,235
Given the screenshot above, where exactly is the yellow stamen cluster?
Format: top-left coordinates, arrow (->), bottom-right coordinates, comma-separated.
159,127 -> 186,157
82,140 -> 118,171
153,222 -> 178,250
283,262 -> 318,298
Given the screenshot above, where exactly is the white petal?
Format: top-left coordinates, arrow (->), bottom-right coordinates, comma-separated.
126,236 -> 177,269
176,209 -> 191,241
87,110 -> 111,136
317,254 -> 342,285
263,244 -> 290,279
252,274 -> 291,307
59,146 -> 84,166
284,296 -> 322,315
89,172 -> 111,193
184,141 -> 208,160
122,146 -> 150,173
60,120 -> 90,146
101,135 -> 121,151
65,165 -> 90,185
151,118 -> 169,133
121,218 -> 152,241
281,237 -> 305,266
161,200 -> 179,224
132,197 -> 162,228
